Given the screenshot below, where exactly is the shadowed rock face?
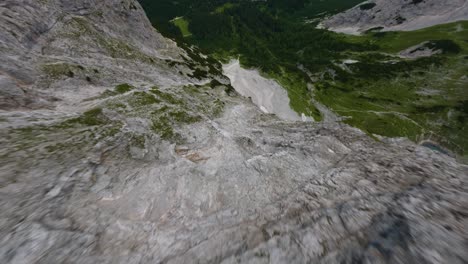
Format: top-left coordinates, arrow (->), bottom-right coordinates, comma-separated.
321,0 -> 468,35
1,1 -> 468,264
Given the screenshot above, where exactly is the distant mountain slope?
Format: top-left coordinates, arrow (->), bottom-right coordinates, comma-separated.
321,0 -> 468,35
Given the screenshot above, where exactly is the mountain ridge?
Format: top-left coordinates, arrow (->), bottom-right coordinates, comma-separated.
0,1 -> 467,263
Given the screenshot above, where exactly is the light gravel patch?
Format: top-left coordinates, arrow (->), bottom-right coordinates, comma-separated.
223,60 -> 303,122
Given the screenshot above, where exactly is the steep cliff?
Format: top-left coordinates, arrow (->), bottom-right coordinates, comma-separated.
0,1 -> 467,263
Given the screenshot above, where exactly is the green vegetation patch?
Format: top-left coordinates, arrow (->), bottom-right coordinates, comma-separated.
139,1 -> 467,155
88,84 -> 135,101
128,91 -> 160,107
213,3 -> 236,14
150,115 -> 180,142
168,110 -> 202,123
131,134 -> 146,148
150,87 -> 184,105
271,70 -> 323,121
424,40 -> 461,54
100,84 -> 226,142
171,17 -> 192,37
346,112 -> 423,140
68,108 -> 108,126
149,106 -> 202,142
115,83 -> 134,93
315,54 -> 468,154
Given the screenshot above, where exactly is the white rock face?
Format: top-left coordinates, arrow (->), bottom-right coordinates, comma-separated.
321,0 -> 468,34
223,60 -> 305,121
0,1 -> 468,264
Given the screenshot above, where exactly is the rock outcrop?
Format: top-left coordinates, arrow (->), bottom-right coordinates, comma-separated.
0,1 -> 467,263
0,0 -> 189,110
320,0 -> 468,35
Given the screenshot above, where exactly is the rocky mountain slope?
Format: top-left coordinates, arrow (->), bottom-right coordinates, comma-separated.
0,0 -> 468,263
0,0 -> 198,110
321,0 -> 468,34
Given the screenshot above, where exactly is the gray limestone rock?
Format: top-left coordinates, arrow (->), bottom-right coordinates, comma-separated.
0,0 -> 467,264
320,0 -> 468,35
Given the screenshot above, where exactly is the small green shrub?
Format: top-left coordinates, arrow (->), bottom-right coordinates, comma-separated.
150,87 -> 183,105
426,40 -> 461,54
168,110 -> 202,123
115,83 -> 134,93
151,116 -> 180,141
129,92 -> 160,106
67,108 -> 107,126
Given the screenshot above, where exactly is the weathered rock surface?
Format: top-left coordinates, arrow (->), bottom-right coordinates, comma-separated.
398,41 -> 443,58
1,1 -> 468,264
0,0 -> 196,110
321,0 -> 468,35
